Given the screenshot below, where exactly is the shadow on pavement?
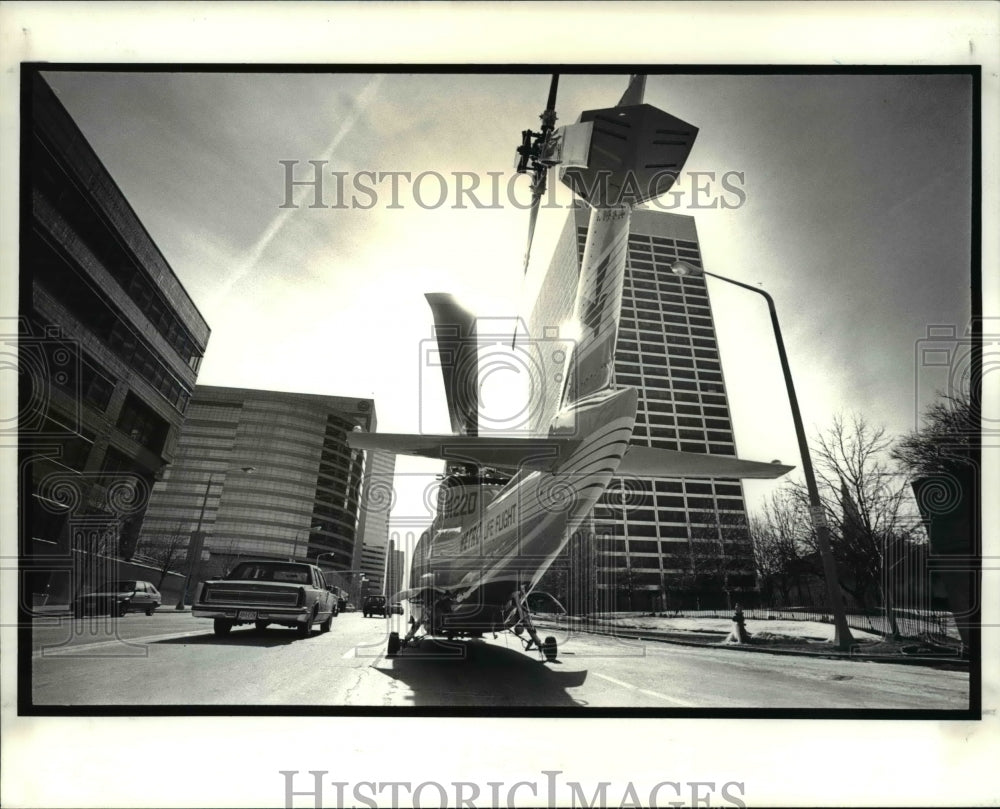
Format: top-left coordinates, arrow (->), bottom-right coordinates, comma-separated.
152,627 -> 318,648
371,638 -> 589,707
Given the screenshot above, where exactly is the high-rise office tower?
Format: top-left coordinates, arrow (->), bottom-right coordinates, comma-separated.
355,450 -> 396,556
383,537 -> 405,602
528,206 -> 754,610
361,543 -> 386,595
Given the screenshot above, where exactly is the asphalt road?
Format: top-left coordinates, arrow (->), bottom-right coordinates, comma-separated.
28,611 -> 969,709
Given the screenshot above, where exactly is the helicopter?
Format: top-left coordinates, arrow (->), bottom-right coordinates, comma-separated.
348,74 -> 793,661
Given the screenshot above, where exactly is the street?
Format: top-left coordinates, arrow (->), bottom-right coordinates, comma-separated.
29,611 -> 969,710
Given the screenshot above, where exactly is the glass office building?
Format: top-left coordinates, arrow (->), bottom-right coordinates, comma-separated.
527,206 -> 755,609
138,386 -> 377,579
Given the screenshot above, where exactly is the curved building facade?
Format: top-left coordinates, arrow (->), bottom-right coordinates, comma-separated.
138,386 -> 376,579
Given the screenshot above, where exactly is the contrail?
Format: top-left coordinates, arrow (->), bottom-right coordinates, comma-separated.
211,74 -> 385,304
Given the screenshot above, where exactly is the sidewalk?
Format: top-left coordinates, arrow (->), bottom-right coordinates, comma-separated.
534,614 -> 968,669
29,603 -> 189,616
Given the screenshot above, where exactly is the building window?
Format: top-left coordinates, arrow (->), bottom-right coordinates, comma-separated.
116,392 -> 169,454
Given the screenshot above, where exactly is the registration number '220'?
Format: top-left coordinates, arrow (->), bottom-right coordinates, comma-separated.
238,610 -> 257,621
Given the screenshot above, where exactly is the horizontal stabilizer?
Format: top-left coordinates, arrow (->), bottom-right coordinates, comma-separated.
618,444 -> 794,480
347,431 -> 578,472
349,431 -> 793,480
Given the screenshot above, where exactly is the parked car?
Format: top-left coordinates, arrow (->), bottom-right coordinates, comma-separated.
363,594 -> 387,618
390,602 -> 404,615
192,560 -> 339,637
73,580 -> 161,617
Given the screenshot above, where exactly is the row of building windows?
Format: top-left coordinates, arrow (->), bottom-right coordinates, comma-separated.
32,314 -> 119,413
625,296 -> 714,323
635,411 -> 733,431
628,248 -> 704,265
617,338 -> 721,363
236,410 -> 329,432
635,386 -> 732,408
31,229 -> 193,415
603,478 -> 744,497
595,537 -> 752,553
631,430 -> 734,449
597,491 -> 746,510
594,507 -> 747,526
620,329 -> 720,351
142,507 -> 358,544
616,371 -> 725,394
166,462 -> 360,496
618,363 -> 723,387
34,137 -> 204,370
641,401 -> 732,422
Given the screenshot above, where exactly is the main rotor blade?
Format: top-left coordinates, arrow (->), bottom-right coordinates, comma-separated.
522,187 -> 543,275
544,74 -> 560,123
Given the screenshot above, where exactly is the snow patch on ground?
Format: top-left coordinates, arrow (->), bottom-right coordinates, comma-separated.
606,616 -> 883,643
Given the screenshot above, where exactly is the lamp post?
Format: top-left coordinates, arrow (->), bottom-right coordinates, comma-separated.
290,523 -> 323,563
175,466 -> 255,610
670,261 -> 855,650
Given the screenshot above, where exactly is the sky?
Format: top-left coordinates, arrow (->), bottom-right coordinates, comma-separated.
41,69 -> 976,520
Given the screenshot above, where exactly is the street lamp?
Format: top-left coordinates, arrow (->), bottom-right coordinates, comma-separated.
290,523 -> 323,563
670,260 -> 855,650
175,466 -> 255,610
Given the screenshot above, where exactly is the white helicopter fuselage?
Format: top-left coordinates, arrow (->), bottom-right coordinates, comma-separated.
410,384 -> 637,620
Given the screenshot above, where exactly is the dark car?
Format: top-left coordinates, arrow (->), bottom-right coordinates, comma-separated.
363,595 -> 387,618
73,580 -> 161,617
193,560 -> 338,637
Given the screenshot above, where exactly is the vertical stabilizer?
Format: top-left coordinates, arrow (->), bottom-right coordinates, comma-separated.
425,293 -> 479,436
617,74 -> 646,106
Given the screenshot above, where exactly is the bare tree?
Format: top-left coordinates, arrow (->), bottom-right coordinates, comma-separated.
892,392 -> 977,476
747,486 -> 813,607
672,508 -> 754,611
798,414 -> 922,615
136,524 -> 189,589
203,537 -> 242,580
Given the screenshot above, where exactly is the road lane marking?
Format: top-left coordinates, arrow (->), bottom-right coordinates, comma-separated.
593,672 -> 696,707
34,629 -> 209,657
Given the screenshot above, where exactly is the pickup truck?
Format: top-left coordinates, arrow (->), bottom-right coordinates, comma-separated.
193,560 -> 339,637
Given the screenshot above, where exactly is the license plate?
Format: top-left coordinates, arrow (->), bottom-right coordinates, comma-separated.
237,610 -> 257,621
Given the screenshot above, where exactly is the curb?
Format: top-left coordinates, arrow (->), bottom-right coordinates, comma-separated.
30,606 -> 191,616
535,622 -> 969,670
